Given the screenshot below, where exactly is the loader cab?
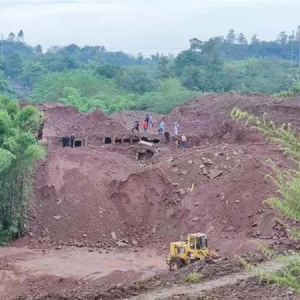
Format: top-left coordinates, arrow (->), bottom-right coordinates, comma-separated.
188,233 -> 207,250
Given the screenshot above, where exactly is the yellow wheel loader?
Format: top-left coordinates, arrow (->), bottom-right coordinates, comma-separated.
166,232 -> 218,271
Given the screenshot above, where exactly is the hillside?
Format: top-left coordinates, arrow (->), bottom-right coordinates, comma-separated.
1,93 -> 299,299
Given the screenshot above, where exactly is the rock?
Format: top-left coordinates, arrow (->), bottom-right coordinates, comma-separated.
202,168 -> 208,175
162,244 -> 167,250
233,150 -> 238,156
180,169 -> 189,175
55,246 -> 62,250
171,167 -> 179,173
214,153 -> 219,157
132,240 -> 138,246
167,157 -> 174,163
83,234 -> 87,238
117,241 -> 128,248
194,202 -> 199,207
208,169 -> 223,180
179,189 -> 186,196
192,216 -> 200,222
205,159 -> 213,166
53,215 -> 61,220
199,164 -> 205,169
251,222 -> 258,227
111,232 -> 117,240
152,227 -> 157,234
188,160 -> 193,165
225,155 -> 231,161
172,182 -> 179,187
235,200 -> 240,203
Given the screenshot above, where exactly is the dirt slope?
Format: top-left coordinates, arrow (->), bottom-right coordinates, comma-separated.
9,94 -> 300,298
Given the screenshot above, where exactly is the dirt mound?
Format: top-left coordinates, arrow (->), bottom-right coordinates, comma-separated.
111,111 -> 163,131
109,168 -> 174,235
164,93 -> 300,143
42,104 -> 127,140
28,148 -> 179,248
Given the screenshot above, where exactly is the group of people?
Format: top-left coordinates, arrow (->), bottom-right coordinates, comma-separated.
132,114 -> 154,135
62,135 -> 76,148
131,114 -> 187,148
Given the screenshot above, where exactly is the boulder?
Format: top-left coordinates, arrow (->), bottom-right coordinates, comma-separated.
209,169 -> 223,180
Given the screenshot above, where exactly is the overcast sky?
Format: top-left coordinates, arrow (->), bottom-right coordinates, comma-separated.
0,0 -> 300,56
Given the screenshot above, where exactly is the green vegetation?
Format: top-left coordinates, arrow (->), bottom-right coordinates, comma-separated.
232,108 -> 300,294
0,94 -> 45,244
1,28 -> 300,114
276,82 -> 300,97
184,273 -> 204,284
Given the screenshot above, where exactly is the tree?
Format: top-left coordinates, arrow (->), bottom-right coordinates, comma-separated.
251,34 -> 260,45
225,29 -> 236,44
0,95 -> 44,244
189,38 -> 203,51
157,56 -> 175,79
5,53 -> 23,77
17,30 -> 24,42
277,31 -> 288,45
35,45 -> 43,55
237,33 -> 248,45
8,32 -> 15,42
95,65 -> 120,79
296,26 -> 300,68
115,67 -> 156,94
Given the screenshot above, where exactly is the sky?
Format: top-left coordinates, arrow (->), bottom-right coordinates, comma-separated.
0,0 -> 300,56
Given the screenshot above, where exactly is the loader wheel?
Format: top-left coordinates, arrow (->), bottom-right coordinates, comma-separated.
169,258 -> 184,271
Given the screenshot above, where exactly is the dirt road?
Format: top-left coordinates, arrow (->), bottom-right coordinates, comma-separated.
0,246 -> 166,299
129,261 -> 285,300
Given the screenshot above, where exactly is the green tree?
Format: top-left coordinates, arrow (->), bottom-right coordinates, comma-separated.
8,32 -> 15,42
35,45 -> 43,55
0,95 -> 44,244
5,53 -> 23,78
189,38 -> 203,51
251,34 -> 260,45
237,33 -> 248,45
157,56 -> 175,79
225,29 -> 236,44
115,67 -> 156,94
277,31 -> 288,45
17,30 -> 24,42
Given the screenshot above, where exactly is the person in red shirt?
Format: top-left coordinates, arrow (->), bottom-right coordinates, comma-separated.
142,120 -> 148,135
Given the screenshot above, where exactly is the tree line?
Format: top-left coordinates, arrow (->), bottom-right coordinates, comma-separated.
0,28 -> 300,114
0,94 -> 44,244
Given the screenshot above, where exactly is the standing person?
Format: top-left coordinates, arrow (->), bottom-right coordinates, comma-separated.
149,114 -> 154,128
142,120 -> 148,135
164,132 -> 170,143
70,134 -> 75,148
145,113 -> 150,127
132,121 -> 140,134
158,120 -> 165,135
181,134 -> 187,149
174,121 -> 179,136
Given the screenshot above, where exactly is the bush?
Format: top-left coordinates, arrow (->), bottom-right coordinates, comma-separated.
184,273 -> 204,284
